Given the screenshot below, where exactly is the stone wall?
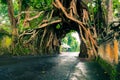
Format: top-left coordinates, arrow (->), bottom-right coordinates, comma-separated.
98,39 -> 119,64
118,41 -> 120,64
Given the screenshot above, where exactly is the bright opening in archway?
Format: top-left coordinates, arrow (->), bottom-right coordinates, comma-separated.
60,31 -> 80,56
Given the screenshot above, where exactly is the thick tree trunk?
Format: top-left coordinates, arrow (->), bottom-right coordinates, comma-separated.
106,0 -> 113,25
79,40 -> 88,58
7,0 -> 18,50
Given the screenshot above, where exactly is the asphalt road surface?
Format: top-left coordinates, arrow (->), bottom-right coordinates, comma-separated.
0,52 -> 110,80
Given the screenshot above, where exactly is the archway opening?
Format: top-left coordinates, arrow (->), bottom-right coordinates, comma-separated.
60,31 -> 80,56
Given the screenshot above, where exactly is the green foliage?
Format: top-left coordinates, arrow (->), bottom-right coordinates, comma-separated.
0,0 -> 119,56
0,28 -> 12,55
0,2 -> 9,24
0,3 -> 7,14
21,0 -> 30,10
61,32 -> 80,52
97,57 -> 117,80
113,0 -> 120,18
21,0 -> 53,11
0,25 -> 11,32
56,24 -> 61,29
30,12 -> 45,29
13,44 -> 31,56
13,0 -> 19,15
0,47 -> 11,56
0,0 -> 7,4
1,36 -> 11,48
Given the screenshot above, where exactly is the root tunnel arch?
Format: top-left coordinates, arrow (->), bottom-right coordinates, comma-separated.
60,31 -> 80,53
19,0 -> 98,59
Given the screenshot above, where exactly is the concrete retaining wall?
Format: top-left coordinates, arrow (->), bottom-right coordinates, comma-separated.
98,39 -> 119,64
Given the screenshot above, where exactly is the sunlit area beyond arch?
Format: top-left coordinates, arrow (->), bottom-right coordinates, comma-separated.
60,31 -> 80,56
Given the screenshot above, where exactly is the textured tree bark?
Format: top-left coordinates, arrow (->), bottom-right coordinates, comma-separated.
79,40 -> 88,58
106,0 -> 113,25
36,27 -> 61,54
23,7 -> 30,27
7,0 -> 18,50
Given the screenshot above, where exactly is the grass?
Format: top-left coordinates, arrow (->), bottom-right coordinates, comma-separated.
96,57 -> 117,80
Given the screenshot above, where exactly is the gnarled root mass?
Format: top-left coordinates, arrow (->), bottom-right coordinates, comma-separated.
18,0 -> 98,58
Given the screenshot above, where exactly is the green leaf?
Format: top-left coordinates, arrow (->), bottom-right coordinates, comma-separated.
56,24 -> 61,29
1,0 -> 7,4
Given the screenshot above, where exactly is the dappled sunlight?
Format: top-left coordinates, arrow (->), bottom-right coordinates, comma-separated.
69,62 -> 89,80
60,31 -> 80,58
76,62 -> 88,76
71,32 -> 81,44
60,52 -> 79,57
58,52 -> 79,65
1,36 -> 11,48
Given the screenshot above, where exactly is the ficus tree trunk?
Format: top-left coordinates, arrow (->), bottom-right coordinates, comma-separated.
106,0 -> 113,25
7,0 -> 18,51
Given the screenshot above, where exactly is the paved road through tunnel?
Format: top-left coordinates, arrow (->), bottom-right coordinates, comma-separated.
0,52 -> 110,80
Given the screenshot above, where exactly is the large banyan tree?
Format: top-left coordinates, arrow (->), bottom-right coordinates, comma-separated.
18,0 -> 98,58
5,0 -> 120,59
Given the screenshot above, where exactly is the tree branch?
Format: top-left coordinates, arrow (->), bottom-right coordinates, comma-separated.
27,11 -> 44,21
38,18 -> 62,29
